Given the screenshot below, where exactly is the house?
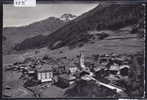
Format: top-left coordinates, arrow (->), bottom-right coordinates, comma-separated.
27,68 -> 35,75
69,66 -> 78,75
58,65 -> 68,74
36,64 -> 53,83
98,56 -> 110,65
55,74 -> 70,88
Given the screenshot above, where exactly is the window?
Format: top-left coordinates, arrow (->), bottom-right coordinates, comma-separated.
45,72 -> 48,79
42,73 -> 45,79
38,73 -> 41,80
46,72 -> 50,79
49,72 -> 53,78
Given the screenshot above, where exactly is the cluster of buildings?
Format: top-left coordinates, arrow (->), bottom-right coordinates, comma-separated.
93,54 -> 131,82
5,56 -> 74,88
5,53 -> 132,93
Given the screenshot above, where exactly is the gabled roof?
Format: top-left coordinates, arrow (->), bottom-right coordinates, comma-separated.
58,74 -> 69,80
36,64 -> 53,72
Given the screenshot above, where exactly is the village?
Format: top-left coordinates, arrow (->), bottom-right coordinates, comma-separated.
3,51 -> 144,97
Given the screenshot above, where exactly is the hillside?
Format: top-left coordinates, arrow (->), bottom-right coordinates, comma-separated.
4,17 -> 65,42
14,4 -> 144,51
3,17 -> 65,54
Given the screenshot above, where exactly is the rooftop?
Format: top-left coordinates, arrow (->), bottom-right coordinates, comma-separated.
36,64 -> 53,72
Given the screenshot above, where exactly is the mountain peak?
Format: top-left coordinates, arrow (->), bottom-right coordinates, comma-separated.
60,13 -> 77,22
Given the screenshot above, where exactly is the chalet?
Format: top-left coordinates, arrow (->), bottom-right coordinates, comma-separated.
58,66 -> 65,73
36,64 -> 53,83
27,68 -> 35,75
55,74 -> 76,88
98,56 -> 110,65
109,63 -> 120,71
69,66 -> 78,75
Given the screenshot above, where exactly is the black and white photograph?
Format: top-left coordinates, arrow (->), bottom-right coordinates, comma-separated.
2,1 -> 145,98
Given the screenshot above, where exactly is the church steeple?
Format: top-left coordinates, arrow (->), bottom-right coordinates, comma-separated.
80,51 -> 87,70
79,51 -> 94,78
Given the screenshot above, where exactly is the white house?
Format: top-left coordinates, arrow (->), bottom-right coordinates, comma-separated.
69,67 -> 78,75
36,64 -> 53,82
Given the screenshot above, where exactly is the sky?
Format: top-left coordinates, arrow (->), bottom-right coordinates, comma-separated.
3,3 -> 98,27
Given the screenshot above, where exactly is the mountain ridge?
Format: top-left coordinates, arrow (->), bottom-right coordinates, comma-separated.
3,16 -> 66,54
14,4 -> 144,51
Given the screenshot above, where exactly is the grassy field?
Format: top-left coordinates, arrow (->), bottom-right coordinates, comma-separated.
3,27 -> 144,64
